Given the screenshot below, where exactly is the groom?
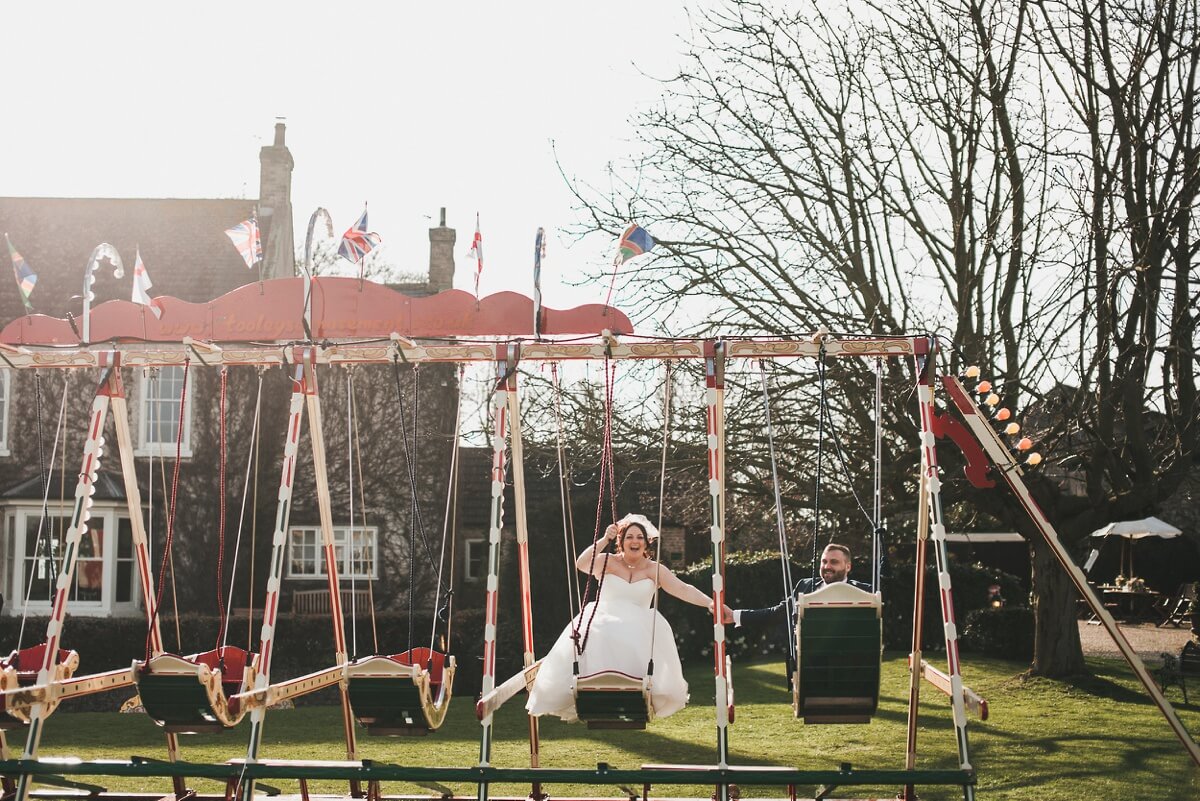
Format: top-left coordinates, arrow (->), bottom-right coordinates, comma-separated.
725,543 -> 871,629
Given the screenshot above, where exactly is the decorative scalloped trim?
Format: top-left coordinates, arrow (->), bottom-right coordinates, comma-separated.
0,278 -> 634,345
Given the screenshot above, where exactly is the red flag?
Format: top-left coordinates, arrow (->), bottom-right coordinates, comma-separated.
466,213 -> 483,299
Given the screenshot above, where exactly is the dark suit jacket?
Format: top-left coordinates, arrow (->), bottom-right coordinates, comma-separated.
738,577 -> 873,629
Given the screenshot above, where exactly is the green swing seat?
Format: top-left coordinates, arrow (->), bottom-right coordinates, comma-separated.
793,582 -> 883,724
133,646 -> 258,734
345,647 -> 456,736
573,670 -> 653,730
0,643 -> 80,729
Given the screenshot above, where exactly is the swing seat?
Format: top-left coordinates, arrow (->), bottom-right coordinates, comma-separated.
573,670 -> 653,729
0,644 -> 80,728
133,646 -> 258,734
793,582 -> 882,724
345,648 -> 456,735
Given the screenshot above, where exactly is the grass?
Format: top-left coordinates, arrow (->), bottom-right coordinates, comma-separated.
9,652 -> 1200,800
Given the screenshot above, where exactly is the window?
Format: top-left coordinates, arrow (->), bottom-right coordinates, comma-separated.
464,538 -> 489,582
137,366 -> 192,457
3,504 -> 140,616
287,526 -> 378,580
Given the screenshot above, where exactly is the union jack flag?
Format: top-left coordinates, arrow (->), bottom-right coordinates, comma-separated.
5,234 -> 36,312
225,214 -> 262,269
338,206 -> 382,264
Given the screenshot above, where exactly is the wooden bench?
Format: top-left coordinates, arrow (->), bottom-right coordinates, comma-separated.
291,588 -> 371,616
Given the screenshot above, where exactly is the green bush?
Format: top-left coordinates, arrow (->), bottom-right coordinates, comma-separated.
960,606 -> 1034,660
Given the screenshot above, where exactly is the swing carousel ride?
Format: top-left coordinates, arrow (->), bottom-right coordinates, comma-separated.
0,275 -> 1194,801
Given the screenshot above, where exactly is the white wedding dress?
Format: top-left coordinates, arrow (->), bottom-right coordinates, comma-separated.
526,576 -> 690,722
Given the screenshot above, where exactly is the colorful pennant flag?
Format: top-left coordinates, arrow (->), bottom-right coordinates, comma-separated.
225,213 -> 263,269
5,234 -> 37,313
338,205 -> 382,265
465,213 -> 484,299
614,223 -> 656,267
533,227 -> 545,337
131,248 -> 162,318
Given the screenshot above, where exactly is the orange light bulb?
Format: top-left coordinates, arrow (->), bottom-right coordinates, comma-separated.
1017,437 -> 1033,451
977,380 -> 993,393
995,408 -> 1012,421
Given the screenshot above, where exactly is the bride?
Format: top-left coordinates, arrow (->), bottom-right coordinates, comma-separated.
526,513 -> 723,722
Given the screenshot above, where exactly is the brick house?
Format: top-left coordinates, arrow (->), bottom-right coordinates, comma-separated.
0,124 -> 459,623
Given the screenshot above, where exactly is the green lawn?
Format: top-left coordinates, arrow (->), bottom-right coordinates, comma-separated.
9,653 -> 1200,800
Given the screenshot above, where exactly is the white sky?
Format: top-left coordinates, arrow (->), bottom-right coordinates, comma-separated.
0,1 -> 699,319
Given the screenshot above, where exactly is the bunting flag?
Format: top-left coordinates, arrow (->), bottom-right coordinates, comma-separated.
5,234 -> 37,313
225,213 -> 263,269
465,213 -> 484,299
338,205 -> 382,265
131,248 -> 162,318
614,223 -> 656,267
533,227 -> 545,337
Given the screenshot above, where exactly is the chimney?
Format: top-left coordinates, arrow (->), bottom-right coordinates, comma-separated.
258,121 -> 295,279
428,206 -> 455,292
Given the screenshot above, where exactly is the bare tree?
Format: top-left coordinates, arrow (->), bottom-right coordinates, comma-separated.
567,0 -> 1198,675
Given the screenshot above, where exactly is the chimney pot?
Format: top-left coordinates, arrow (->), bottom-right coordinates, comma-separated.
274,122 -> 286,146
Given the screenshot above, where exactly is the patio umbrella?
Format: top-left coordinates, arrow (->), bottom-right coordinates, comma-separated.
1085,516 -> 1182,577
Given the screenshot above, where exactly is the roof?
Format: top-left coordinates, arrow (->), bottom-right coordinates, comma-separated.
0,196 -> 272,326
1,469 -> 128,502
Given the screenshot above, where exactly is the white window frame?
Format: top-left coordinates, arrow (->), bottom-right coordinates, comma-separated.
3,502 -> 141,618
464,537 -> 489,582
286,526 -> 379,581
134,366 -> 193,458
0,369 -> 10,456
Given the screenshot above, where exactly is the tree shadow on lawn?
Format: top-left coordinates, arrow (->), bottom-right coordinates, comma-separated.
975,729 -> 1199,797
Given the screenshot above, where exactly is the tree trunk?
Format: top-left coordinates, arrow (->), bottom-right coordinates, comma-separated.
1029,537 -> 1086,677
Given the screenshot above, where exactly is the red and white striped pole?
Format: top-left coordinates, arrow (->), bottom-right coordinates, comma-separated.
914,344 -> 975,801
16,357 -> 120,801
704,341 -> 731,788
477,345 -> 515,801
239,355 -> 309,800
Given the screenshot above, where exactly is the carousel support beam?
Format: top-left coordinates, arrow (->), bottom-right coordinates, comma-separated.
703,341 -> 731,801
15,356 -> 122,801
238,355 -> 310,801
502,345 -> 543,799
302,355 -> 360,791
108,365 -> 186,793
915,348 -> 975,801
943,375 -> 1200,768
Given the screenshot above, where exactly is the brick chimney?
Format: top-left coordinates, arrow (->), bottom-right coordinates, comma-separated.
258,121 -> 295,279
427,207 -> 455,292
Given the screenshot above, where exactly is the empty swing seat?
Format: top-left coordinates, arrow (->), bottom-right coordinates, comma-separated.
573,670 -> 653,730
0,643 -> 80,728
133,646 -> 258,734
345,647 -> 456,735
794,582 -> 883,724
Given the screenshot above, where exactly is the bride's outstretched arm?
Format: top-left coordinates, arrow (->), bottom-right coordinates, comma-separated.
655,566 -> 715,613
575,524 -> 618,574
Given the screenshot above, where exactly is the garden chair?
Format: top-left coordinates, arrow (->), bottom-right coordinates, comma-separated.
1157,641 -> 1200,704
1157,582 -> 1195,628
